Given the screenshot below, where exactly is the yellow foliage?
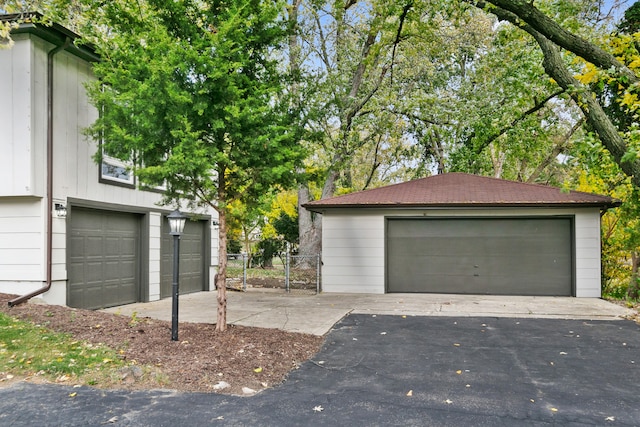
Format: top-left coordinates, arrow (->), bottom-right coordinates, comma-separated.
621,92 -> 639,111
575,65 -> 598,85
262,190 -> 298,239
628,58 -> 640,70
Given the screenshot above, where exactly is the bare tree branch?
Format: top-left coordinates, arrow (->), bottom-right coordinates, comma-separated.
526,117 -> 584,183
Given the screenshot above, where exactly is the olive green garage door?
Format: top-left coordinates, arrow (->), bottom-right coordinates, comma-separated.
160,218 -> 208,299
386,217 -> 573,296
68,208 -> 142,309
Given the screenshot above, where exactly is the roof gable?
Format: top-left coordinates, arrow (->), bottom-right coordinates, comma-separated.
303,173 -> 619,211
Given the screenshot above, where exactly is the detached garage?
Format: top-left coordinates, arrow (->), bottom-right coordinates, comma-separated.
303,173 -> 619,298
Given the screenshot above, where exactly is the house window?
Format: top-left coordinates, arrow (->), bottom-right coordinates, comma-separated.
100,154 -> 135,187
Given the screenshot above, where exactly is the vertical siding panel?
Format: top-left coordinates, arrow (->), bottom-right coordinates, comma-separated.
574,209 -> 602,297
148,212 -> 161,301
0,36 -> 33,196
322,213 -> 385,294
31,36 -> 47,197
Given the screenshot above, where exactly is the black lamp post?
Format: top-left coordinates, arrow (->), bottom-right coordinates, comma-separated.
167,209 -> 187,341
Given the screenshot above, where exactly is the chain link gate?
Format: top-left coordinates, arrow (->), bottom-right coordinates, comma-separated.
226,251 -> 321,294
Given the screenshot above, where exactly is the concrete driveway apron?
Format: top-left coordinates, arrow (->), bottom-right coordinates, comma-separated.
101,291 -> 634,335
1,312 -> 639,426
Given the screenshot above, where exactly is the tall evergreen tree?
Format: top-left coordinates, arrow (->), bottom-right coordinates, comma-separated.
83,0 -> 305,331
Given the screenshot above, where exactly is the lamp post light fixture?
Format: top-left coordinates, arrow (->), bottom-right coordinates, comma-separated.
167,209 -> 187,341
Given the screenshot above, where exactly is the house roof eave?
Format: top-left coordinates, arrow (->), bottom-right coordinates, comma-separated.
2,12 -> 99,63
302,201 -> 621,213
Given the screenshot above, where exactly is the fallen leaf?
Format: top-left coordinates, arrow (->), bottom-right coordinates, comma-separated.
313,405 -> 324,412
68,392 -> 77,398
253,367 -> 263,373
406,390 -> 413,396
550,407 -> 558,412
456,370 -> 462,375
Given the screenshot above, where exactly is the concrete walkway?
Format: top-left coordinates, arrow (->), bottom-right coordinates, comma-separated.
102,290 -> 635,336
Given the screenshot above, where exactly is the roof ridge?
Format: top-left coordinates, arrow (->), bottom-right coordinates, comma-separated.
302,173 -> 620,211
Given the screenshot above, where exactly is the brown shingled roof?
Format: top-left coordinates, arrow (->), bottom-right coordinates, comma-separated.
302,173 -> 620,211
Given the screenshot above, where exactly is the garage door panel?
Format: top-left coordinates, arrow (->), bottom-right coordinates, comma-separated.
387,218 -> 572,296
160,219 -> 207,298
68,208 -> 141,309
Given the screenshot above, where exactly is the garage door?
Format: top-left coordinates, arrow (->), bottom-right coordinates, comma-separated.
68,208 -> 141,309
386,218 -> 573,296
160,218 -> 207,298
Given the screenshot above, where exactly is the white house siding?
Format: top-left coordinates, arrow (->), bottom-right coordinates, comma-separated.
0,198 -> 46,293
0,28 -> 219,306
148,212 -> 162,301
321,212 -> 385,293
0,34 -> 45,197
320,207 -> 603,297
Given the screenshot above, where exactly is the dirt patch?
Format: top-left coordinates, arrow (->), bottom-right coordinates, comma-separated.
0,294 -> 324,395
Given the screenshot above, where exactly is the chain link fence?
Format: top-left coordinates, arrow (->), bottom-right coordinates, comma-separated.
226,252 -> 321,295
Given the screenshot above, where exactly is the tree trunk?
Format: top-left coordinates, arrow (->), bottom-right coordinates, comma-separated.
297,184 -> 322,258
489,143 -> 505,178
628,251 -> 639,300
215,172 -> 228,332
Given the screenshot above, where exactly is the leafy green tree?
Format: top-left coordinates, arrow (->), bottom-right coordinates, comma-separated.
465,0 -> 640,188
567,134 -> 640,299
292,0 -> 435,258
82,0 -> 305,331
251,238 -> 284,268
273,211 -> 298,247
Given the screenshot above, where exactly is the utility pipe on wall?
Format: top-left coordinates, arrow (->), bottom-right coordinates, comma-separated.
9,37 -> 71,307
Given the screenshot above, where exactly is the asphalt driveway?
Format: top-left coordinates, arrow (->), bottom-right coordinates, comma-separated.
1,314 -> 639,426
